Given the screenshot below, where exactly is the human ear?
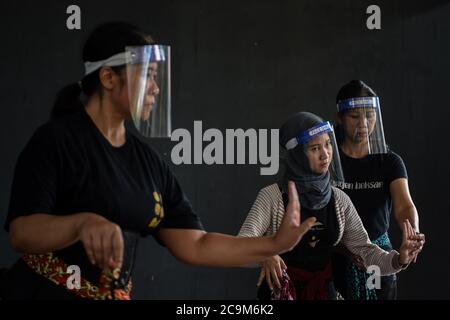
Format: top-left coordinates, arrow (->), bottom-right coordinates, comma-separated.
99,67 -> 117,91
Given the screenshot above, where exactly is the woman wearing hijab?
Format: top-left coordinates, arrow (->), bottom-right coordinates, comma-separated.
238,111 -> 424,300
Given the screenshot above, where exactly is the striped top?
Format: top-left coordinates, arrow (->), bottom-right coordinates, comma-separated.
238,184 -> 405,275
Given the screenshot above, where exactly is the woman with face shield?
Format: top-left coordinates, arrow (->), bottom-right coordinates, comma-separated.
1,22 -> 315,300
238,112 -> 423,300
331,80 -> 425,300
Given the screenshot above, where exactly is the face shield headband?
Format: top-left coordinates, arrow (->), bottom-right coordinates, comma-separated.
83,45 -> 167,76
284,121 -> 334,150
337,96 -> 379,113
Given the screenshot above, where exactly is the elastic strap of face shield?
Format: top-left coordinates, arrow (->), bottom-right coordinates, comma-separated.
337,97 -> 379,113
84,52 -> 129,76
83,45 -> 167,76
285,121 -> 334,150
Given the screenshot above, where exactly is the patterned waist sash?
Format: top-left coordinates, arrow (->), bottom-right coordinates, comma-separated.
346,232 -> 391,300
272,261 -> 333,300
22,253 -> 132,300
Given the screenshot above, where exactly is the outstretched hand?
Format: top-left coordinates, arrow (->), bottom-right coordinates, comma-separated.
273,181 -> 316,253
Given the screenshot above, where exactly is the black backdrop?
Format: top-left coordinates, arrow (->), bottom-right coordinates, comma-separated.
0,0 -> 449,299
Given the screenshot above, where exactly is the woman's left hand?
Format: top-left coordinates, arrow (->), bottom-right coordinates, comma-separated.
399,219 -> 425,265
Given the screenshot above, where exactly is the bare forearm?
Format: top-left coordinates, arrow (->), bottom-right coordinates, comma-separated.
194,233 -> 280,267
160,182 -> 314,268
395,206 -> 419,231
160,229 -> 281,268
9,213 -> 89,254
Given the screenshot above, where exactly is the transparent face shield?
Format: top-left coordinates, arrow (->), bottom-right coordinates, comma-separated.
337,97 -> 387,154
284,121 -> 345,183
125,45 -> 171,138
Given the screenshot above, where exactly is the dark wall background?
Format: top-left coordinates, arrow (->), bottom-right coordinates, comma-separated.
1,0 -> 449,299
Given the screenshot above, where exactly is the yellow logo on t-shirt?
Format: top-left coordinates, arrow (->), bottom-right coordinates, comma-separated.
308,221 -> 325,248
148,191 -> 164,229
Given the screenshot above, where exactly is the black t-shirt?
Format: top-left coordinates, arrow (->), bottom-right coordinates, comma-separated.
280,192 -> 339,272
4,109 -> 203,297
333,150 -> 408,240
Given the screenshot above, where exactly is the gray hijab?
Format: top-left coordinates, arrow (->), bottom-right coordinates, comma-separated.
279,112 -> 332,210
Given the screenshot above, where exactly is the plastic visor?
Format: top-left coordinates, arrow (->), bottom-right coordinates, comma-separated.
337,97 -> 387,154
126,45 -> 171,138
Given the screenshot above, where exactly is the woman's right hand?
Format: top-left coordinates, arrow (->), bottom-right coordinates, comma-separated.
257,255 -> 287,290
77,213 -> 124,271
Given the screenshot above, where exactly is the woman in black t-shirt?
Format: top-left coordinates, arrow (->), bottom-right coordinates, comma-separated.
331,80 -> 425,300
1,21 -> 316,300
